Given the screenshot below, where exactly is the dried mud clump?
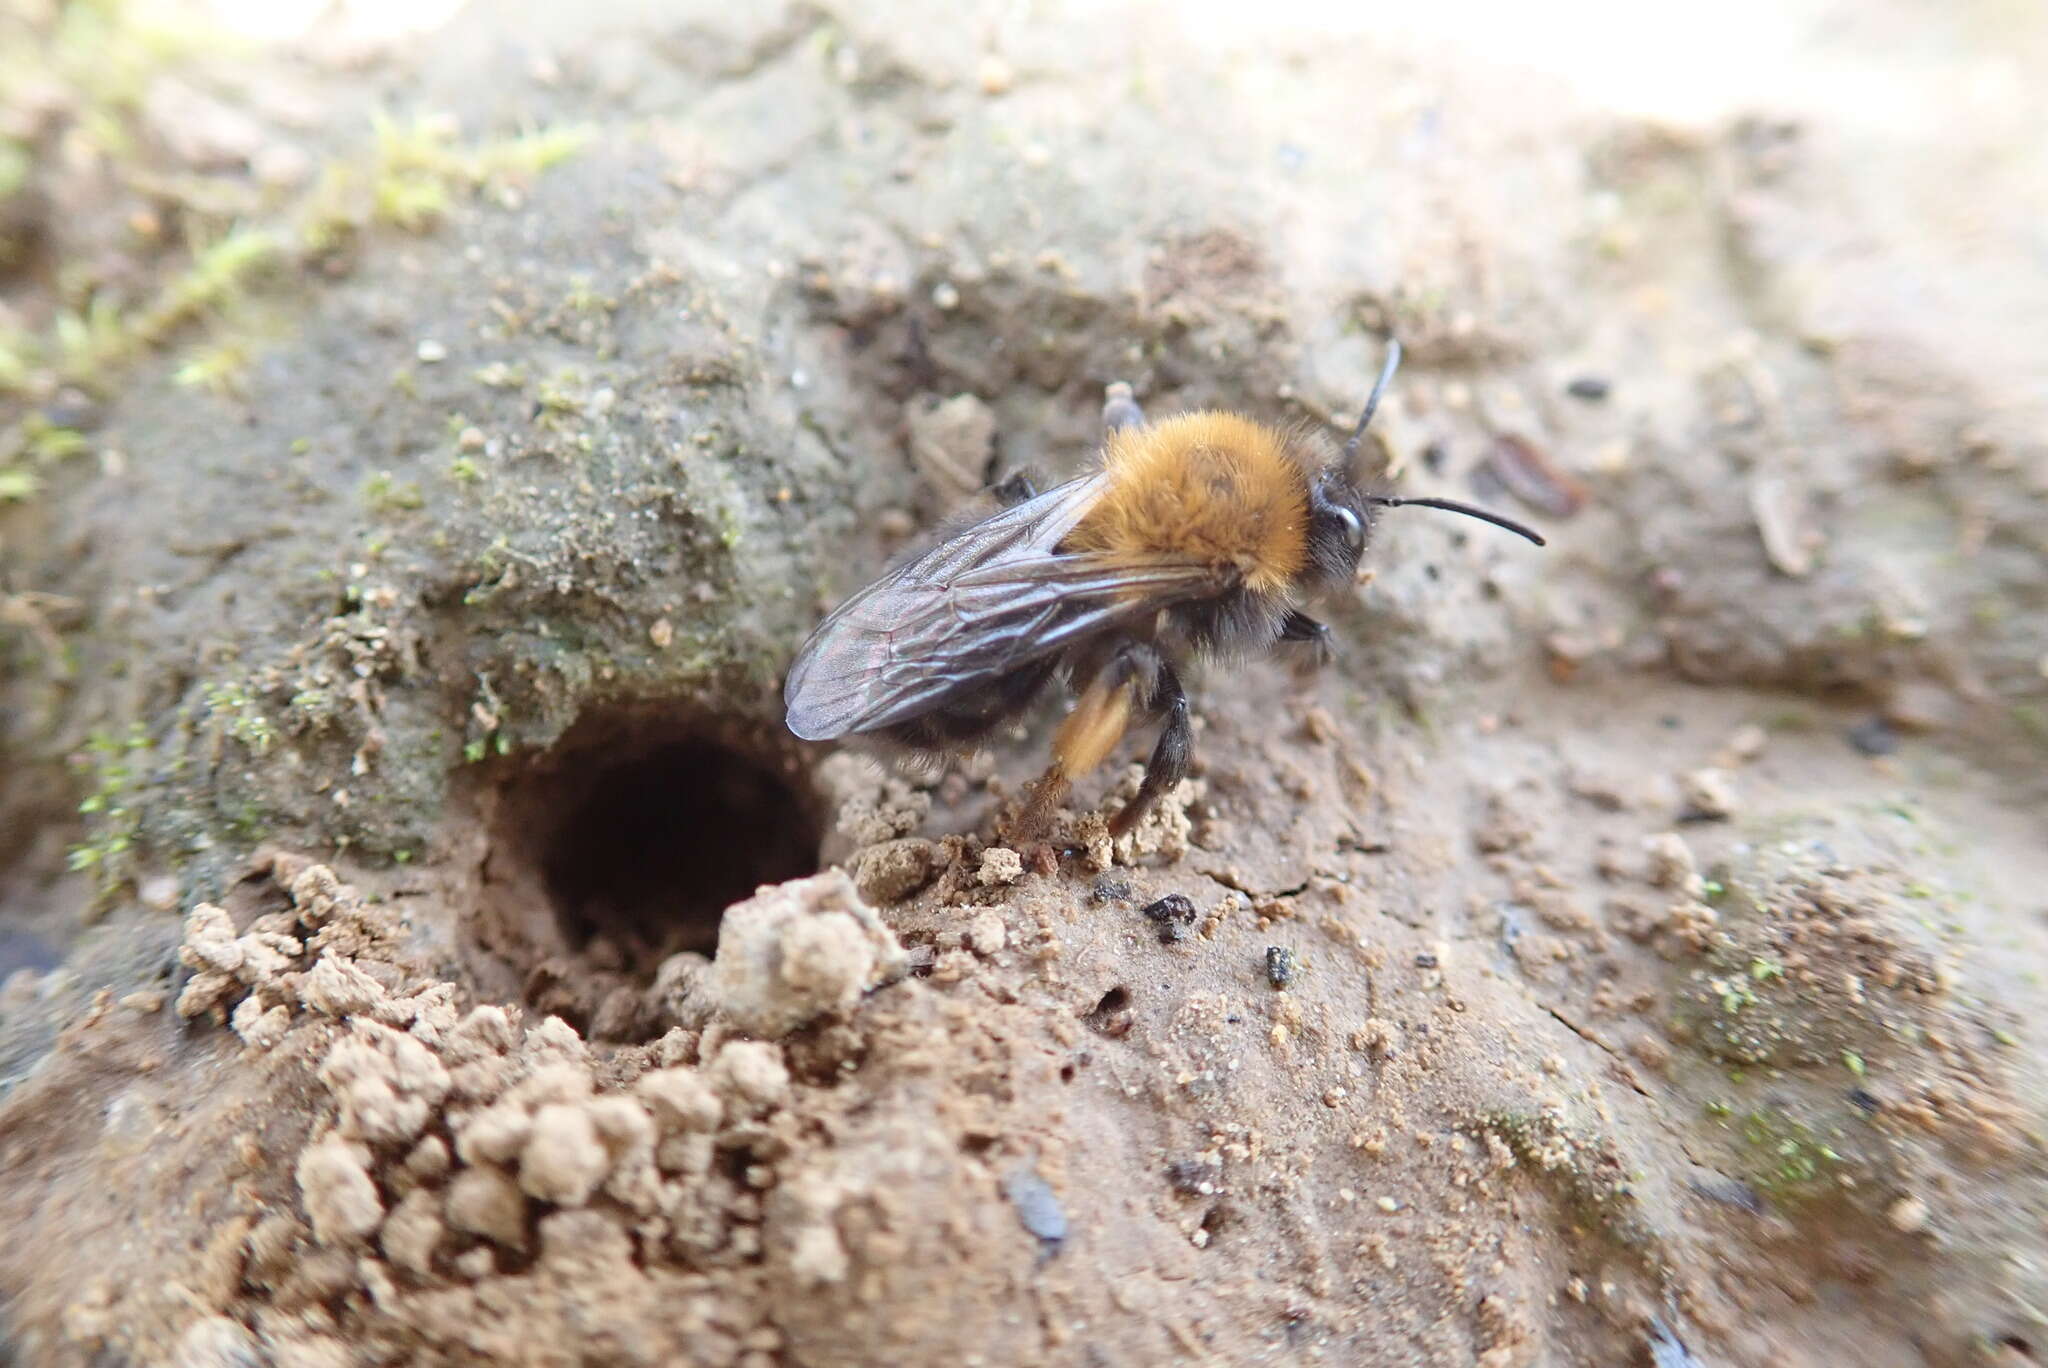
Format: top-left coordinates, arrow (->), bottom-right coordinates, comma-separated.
174,853 -> 433,1045
707,870 -> 908,1037
142,856 -> 881,1365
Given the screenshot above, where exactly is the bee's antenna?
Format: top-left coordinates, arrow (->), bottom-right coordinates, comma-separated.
1366,494 -> 1548,546
1340,338 -> 1403,472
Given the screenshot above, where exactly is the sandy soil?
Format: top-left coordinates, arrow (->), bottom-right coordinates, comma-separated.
3,1 -> 2047,1364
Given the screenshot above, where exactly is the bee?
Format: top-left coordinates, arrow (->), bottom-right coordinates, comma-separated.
783,341 -> 1545,840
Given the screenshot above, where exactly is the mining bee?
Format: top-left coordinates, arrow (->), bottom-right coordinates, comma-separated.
783,341 -> 1545,839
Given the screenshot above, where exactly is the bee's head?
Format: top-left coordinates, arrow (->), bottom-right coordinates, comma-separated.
1303,470 -> 1375,589
1304,339 -> 1545,589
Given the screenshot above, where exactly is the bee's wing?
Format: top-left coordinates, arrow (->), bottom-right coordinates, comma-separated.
784,476 -> 1231,740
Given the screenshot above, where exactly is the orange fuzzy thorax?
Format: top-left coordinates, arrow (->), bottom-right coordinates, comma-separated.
1063,413 -> 1310,593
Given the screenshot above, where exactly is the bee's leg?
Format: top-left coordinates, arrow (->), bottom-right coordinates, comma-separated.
1014,666 -> 1139,838
1102,382 -> 1146,435
989,469 -> 1041,508
1108,660 -> 1190,838
1278,610 -> 1335,669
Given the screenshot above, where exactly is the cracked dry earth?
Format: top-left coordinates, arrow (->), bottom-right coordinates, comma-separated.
4,0 -> 2048,1366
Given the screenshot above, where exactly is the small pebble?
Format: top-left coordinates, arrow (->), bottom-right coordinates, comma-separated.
138,874 -> 181,912
1886,1193 -> 1929,1234
1881,680 -> 1961,733
41,387 -> 102,431
1721,724 -> 1768,763
1487,432 -> 1587,518
1678,767 -> 1738,822
416,339 -> 448,364
1566,376 -> 1611,401
976,54 -> 1014,95
1846,716 -> 1900,757
930,281 -> 960,311
1002,1165 -> 1066,1255
1643,832 -> 1703,894
976,847 -> 1024,887
965,910 -> 1006,956
1141,894 -> 1196,944
1265,946 -> 1297,989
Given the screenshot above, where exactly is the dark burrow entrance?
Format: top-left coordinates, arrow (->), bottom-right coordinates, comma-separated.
476,710 -> 823,1034
542,734 -> 822,959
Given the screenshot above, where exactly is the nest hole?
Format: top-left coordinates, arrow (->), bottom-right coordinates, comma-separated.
1085,985 -> 1133,1037
541,731 -> 821,963
486,712 -> 824,987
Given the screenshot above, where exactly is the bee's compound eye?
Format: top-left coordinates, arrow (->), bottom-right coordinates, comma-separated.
1330,505 -> 1364,554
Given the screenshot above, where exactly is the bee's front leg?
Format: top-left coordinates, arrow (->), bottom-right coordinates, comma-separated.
1278,609 -> 1335,670
988,469 -> 1041,508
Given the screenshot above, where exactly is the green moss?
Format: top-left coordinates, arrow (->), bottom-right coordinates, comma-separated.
0,137 -> 27,201
358,112 -> 590,233
2012,703 -> 2048,746
51,293 -> 129,380
363,470 -> 426,513
0,321 -> 34,394
202,681 -> 278,754
535,368 -> 586,416
1,86 -> 584,511
2,416 -> 92,502
66,723 -> 153,895
173,339 -> 255,397
375,170 -> 455,232
461,675 -> 510,764
137,229 -> 279,344
473,362 -> 527,390
1733,1106 -> 1848,1199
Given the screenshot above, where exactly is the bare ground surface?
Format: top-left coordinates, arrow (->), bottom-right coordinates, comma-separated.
3,1 -> 2048,1365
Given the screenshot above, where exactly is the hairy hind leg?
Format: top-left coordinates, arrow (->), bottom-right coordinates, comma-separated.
1009,639 -> 1165,841
1011,664 -> 1139,840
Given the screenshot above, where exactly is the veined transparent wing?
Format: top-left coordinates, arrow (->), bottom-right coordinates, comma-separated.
783,476 -> 1231,739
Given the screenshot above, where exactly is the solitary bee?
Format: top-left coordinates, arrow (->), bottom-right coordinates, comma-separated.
783,342 -> 1544,839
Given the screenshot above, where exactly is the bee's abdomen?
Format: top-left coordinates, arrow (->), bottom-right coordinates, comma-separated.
1065,414 -> 1310,593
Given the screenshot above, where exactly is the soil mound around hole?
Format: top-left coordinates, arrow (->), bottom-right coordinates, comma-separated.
465,711 -> 823,1037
